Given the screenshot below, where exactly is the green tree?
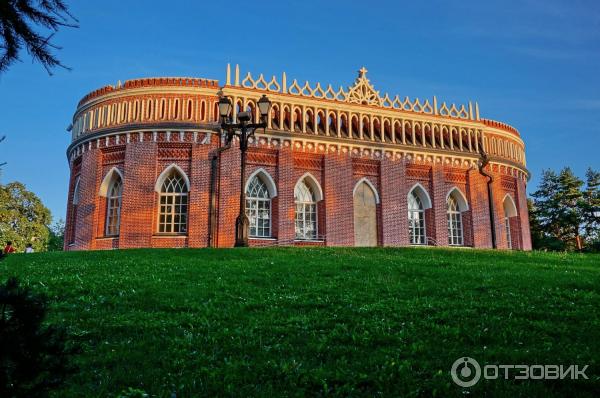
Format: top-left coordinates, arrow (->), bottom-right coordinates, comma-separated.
47,219 -> 64,251
531,168 -> 584,250
0,0 -> 78,75
0,182 -> 51,252
582,168 -> 600,244
528,197 -> 566,251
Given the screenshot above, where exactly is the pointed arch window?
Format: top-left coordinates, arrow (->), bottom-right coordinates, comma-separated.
69,176 -> 81,244
246,176 -> 271,238
105,177 -> 123,236
295,179 -> 317,240
447,195 -> 464,246
408,191 -> 426,245
503,195 -> 518,250
158,170 -> 188,234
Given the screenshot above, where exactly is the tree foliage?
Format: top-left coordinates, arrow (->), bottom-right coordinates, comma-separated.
0,0 -> 78,75
530,167 -> 600,251
47,219 -> 64,251
0,136 -> 6,171
582,168 -> 600,242
0,277 -> 79,397
0,181 -> 51,252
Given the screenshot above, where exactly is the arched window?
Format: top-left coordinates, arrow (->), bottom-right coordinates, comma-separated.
408,192 -> 426,245
505,214 -> 512,249
447,195 -> 463,246
157,169 -> 189,234
295,178 -> 318,240
503,195 -> 518,249
69,176 -> 81,244
105,177 -> 123,236
72,176 -> 81,205
246,175 -> 272,238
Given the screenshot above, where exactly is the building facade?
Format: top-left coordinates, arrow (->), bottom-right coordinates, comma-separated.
64,65 -> 531,250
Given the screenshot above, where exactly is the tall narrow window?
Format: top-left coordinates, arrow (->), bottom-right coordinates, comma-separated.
105,177 -> 123,236
158,171 -> 188,234
447,195 -> 464,246
295,179 -> 317,240
505,217 -> 512,249
408,191 -> 426,245
246,176 -> 271,238
69,176 -> 81,244
503,195 -> 518,250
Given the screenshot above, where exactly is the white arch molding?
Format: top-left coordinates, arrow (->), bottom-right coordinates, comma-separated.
446,187 -> 469,211
294,172 -> 324,201
353,177 -> 380,204
245,168 -> 278,198
72,176 -> 81,205
154,163 -> 191,192
407,182 -> 432,209
99,167 -> 124,197
503,194 -> 518,217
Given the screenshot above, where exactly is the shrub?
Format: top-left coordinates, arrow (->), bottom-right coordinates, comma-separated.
0,277 -> 79,397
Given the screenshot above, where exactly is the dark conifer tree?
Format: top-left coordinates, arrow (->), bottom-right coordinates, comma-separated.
0,0 -> 78,74
0,277 -> 79,397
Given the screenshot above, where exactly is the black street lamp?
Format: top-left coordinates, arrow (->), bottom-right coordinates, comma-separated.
218,94 -> 271,247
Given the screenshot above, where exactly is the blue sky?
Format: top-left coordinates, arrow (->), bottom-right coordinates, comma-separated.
0,0 -> 598,220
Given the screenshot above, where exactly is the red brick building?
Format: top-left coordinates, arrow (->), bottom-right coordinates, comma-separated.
64,65 -> 531,250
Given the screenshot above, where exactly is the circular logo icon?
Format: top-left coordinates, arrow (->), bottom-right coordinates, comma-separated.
451,357 -> 481,387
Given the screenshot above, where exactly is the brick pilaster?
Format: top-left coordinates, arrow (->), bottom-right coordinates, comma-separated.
380,158 -> 408,246
277,147 -> 295,245
188,143 -> 211,247
492,173 -> 509,249
74,148 -> 102,250
432,165 -> 449,246
467,169 -> 493,248
120,142 -> 157,248
516,178 -> 532,250
216,142 -> 241,247
324,153 -> 354,246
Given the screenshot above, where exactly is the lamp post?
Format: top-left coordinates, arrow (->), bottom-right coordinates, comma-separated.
477,149 -> 497,249
218,94 -> 271,247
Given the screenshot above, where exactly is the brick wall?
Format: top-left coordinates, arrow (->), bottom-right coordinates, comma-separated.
324,154 -> 354,246
467,169 -> 493,248
73,149 -> 102,250
277,147 -> 295,245
188,144 -> 211,247
65,140 -> 532,251
380,159 -> 408,246
119,142 -> 157,248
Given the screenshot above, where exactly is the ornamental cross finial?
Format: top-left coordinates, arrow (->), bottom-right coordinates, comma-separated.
359,66 -> 368,77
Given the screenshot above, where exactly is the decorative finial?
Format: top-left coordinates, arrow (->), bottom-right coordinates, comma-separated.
358,66 -> 368,77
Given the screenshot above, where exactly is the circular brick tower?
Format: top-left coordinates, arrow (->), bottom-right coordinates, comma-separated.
65,65 -> 531,250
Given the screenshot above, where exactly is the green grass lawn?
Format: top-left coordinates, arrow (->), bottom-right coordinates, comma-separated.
1,247 -> 599,397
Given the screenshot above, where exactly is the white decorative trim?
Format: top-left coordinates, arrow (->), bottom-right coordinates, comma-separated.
246,168 -> 278,198
154,163 -> 191,192
502,194 -> 518,217
446,187 -> 469,211
353,177 -> 380,204
99,167 -> 124,197
295,172 -> 323,202
407,182 -> 432,209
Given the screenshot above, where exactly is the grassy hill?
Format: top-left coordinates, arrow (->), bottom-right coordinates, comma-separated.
1,247 -> 599,397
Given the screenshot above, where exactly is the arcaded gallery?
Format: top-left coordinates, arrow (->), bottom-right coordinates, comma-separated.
64,64 -> 531,250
